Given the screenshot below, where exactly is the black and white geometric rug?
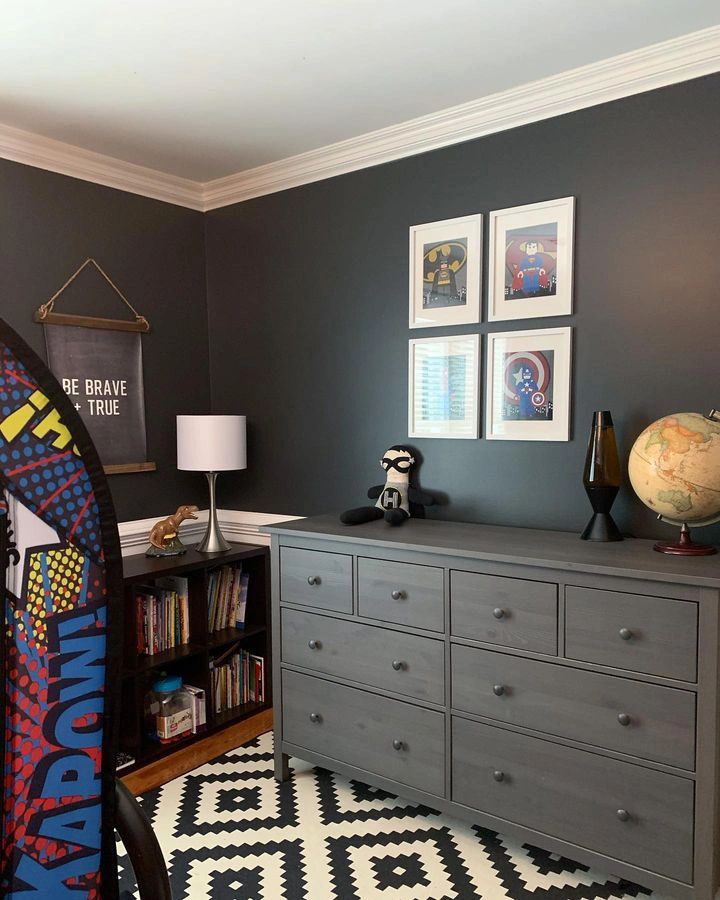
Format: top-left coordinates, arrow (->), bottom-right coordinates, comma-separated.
117,731 -> 660,899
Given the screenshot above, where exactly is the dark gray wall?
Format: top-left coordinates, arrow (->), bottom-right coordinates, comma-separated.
205,74 -> 720,542
0,159 -> 210,521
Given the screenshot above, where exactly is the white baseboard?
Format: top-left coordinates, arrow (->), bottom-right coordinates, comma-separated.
118,509 -> 299,556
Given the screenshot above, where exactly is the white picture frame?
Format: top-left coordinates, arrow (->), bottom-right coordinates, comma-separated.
488,196 -> 574,322
409,214 -> 482,328
485,327 -> 572,441
408,334 -> 480,439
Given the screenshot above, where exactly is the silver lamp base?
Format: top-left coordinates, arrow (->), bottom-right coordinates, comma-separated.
197,471 -> 231,553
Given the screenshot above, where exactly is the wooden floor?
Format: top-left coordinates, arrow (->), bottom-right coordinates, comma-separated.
122,708 -> 274,795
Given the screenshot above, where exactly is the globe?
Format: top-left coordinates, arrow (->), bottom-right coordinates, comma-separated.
628,411 -> 720,554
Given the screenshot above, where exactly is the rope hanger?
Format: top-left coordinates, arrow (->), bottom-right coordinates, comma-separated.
34,258 -> 151,333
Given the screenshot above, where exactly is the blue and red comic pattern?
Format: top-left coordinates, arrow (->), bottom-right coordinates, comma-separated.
0,343 -> 109,899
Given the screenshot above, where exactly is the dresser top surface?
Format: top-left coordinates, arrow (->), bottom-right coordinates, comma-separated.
264,514 -> 720,589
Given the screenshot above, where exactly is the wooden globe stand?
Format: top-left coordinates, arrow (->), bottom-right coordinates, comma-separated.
654,522 -> 717,556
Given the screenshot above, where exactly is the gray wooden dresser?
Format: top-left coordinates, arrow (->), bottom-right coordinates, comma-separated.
265,515 -> 720,900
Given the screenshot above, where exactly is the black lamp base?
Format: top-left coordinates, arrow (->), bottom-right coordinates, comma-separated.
580,512 -> 624,542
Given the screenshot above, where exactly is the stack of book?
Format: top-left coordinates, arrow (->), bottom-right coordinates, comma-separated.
211,646 -> 265,714
207,564 -> 249,633
134,575 -> 190,656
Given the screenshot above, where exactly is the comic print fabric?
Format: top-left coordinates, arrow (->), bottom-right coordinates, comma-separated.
0,323 -> 121,900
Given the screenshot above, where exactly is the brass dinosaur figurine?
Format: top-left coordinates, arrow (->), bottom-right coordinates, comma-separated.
146,504 -> 199,557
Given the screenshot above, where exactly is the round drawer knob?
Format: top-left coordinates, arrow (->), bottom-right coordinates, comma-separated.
392,739 -> 404,751
307,575 -> 321,586
391,589 -> 406,600
492,684 -> 506,696
493,770 -> 505,782
619,627 -> 633,641
391,659 -> 405,671
308,639 -> 321,651
616,808 -> 630,822
309,712 -> 322,724
617,712 -> 631,727
493,607 -> 506,619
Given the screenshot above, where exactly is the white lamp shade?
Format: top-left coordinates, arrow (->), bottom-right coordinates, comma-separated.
176,415 -> 247,471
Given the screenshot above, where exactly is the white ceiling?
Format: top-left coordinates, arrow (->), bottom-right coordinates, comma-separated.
1,1 -> 719,182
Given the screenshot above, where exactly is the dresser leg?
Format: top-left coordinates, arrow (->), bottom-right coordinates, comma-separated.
274,751 -> 290,782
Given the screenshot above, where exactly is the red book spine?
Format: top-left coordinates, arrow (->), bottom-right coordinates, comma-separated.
136,596 -> 144,654
152,597 -> 159,655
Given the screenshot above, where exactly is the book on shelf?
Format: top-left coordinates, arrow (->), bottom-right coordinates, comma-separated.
184,684 -> 207,734
134,576 -> 190,656
207,564 -> 250,633
210,645 -> 265,714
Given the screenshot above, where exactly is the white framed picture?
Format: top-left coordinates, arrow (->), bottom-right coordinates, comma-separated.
485,326 -> 572,441
409,214 -> 482,328
487,196 -> 574,322
408,334 -> 480,439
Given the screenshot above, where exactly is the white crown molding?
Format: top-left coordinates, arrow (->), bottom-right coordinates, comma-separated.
1,27 -> 719,211
119,509 -> 299,556
0,122 -> 204,210
200,25 -> 720,209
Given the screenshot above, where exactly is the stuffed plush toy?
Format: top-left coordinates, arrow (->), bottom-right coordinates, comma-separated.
340,445 -> 436,526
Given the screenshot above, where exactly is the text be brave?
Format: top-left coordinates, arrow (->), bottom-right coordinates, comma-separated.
62,377 -> 128,416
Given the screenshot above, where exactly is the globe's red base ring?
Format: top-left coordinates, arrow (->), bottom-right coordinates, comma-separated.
653,539 -> 717,556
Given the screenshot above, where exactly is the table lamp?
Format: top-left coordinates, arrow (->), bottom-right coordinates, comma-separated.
176,415 -> 246,553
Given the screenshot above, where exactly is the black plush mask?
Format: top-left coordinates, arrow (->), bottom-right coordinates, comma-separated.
381,455 -> 414,472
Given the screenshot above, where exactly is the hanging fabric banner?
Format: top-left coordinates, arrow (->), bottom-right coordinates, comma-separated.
34,259 -> 155,475
44,325 -> 151,472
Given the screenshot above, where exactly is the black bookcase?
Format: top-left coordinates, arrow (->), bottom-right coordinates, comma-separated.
119,543 -> 271,773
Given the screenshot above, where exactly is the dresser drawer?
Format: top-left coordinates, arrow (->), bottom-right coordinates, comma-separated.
451,571 -> 557,654
565,586 -> 698,682
452,718 -> 694,883
282,670 -> 445,795
452,644 -> 695,769
282,608 -> 445,703
357,557 -> 444,632
280,547 -> 353,613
